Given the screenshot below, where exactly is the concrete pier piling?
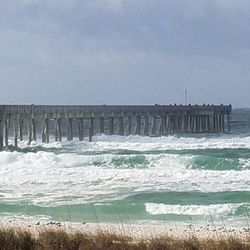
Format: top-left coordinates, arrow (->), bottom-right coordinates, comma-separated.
55,118 -> 62,142
78,118 -> 83,141
4,119 -> 8,148
0,104 -> 232,148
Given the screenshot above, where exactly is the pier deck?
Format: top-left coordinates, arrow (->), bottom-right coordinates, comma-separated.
0,104 -> 232,148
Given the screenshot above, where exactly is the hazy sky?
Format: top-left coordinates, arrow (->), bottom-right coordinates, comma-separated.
0,0 -> 250,107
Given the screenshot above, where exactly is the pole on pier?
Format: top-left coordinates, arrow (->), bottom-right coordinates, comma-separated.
118,116 -> 124,136
135,115 -> 141,135
78,118 -> 83,141
185,89 -> 188,105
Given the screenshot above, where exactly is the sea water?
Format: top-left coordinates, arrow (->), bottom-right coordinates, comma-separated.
0,109 -> 249,227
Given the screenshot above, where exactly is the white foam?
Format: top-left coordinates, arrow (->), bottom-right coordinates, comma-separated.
8,133 -> 250,151
0,134 -> 250,206
0,148 -> 249,206
89,134 -> 250,151
145,203 -> 244,216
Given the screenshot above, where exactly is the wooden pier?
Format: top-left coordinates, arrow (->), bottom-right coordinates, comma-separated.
0,104 -> 232,148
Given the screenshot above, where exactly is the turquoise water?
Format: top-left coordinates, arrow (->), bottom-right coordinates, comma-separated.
0,111 -> 250,227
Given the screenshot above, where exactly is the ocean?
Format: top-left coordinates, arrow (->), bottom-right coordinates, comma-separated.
0,109 -> 250,228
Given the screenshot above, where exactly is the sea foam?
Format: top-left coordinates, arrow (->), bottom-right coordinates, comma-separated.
0,134 -> 249,206
145,203 -> 244,216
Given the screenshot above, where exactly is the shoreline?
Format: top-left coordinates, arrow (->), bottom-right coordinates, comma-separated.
1,219 -> 250,240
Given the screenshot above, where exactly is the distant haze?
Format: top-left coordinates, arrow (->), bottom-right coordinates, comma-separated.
0,0 -> 250,107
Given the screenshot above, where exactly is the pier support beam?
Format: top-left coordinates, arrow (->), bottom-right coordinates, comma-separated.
135,116 -> 141,135
109,117 -> 114,135
99,117 -> 104,134
218,114 -> 222,132
227,113 -> 230,132
14,120 -> 18,147
160,116 -> 166,135
173,116 -> 178,133
78,118 -> 83,141
118,116 -> 124,135
42,118 -> 49,144
67,118 -> 73,141
223,114 -> 225,132
18,119 -> 23,141
193,116 -> 197,133
4,119 -> 8,148
144,115 -> 149,136
210,114 -> 214,133
151,115 -> 157,136
187,115 -> 191,132
0,120 -> 3,149
32,118 -> 37,142
205,115 -> 209,132
55,118 -> 62,142
169,116 -> 174,134
215,114 -> 219,132
180,115 -> 185,133
89,117 -> 94,142
28,118 -> 37,144
127,116 -> 132,135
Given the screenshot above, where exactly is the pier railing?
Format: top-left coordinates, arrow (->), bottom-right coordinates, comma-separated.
0,104 -> 232,148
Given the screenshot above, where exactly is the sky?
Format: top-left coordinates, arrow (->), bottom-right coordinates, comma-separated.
0,0 -> 250,107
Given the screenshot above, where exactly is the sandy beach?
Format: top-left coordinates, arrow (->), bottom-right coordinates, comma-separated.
1,219 -> 250,240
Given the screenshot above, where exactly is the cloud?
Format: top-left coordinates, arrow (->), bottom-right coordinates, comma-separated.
215,0 -> 250,11
103,0 -> 125,12
0,0 -> 250,106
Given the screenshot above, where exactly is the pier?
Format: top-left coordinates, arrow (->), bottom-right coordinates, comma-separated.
0,104 -> 232,148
